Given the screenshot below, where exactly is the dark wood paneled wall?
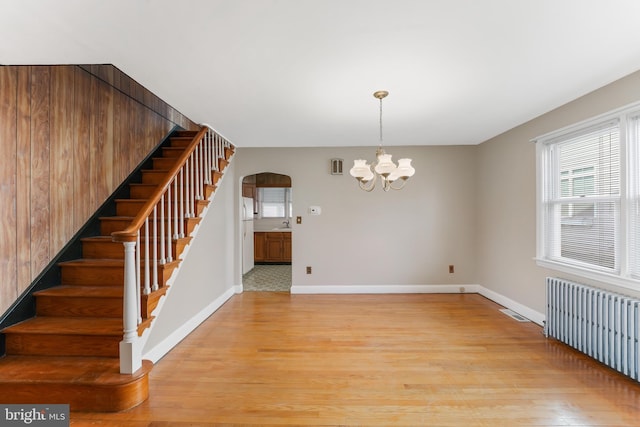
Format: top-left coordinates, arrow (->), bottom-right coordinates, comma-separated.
0,65 -> 198,314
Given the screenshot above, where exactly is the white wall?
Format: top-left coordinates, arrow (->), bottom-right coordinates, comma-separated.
142,162 -> 237,361
476,69 -> 640,314
234,146 -> 478,290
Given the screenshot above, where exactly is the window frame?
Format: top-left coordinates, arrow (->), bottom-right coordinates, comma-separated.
535,101 -> 640,291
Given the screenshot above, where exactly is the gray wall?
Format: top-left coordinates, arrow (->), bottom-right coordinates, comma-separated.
234,146 -> 478,289
477,69 -> 640,313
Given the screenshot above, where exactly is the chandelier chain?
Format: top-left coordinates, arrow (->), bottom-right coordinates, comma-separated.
379,96 -> 383,145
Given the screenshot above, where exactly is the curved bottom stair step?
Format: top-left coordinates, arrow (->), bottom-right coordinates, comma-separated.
0,356 -> 152,412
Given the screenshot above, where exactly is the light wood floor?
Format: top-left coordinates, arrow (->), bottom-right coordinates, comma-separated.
71,293 -> 640,426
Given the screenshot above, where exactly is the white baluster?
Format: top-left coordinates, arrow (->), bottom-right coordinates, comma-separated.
152,206 -> 159,292
166,185 -> 173,263
160,195 -> 166,265
185,156 -> 192,218
205,131 -> 211,184
179,168 -> 185,238
144,218 -> 151,295
173,178 -> 179,240
195,143 -> 202,200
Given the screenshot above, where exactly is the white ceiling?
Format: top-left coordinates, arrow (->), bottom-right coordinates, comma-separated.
3,0 -> 640,148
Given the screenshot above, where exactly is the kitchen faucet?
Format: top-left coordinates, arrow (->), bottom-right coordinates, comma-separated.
282,220 -> 290,228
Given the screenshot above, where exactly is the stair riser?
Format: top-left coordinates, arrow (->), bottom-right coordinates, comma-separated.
83,240 -> 126,259
142,170 -> 169,184
0,377 -> 150,412
5,334 -> 120,357
83,240 -> 187,260
131,182 -> 216,200
101,217 -> 200,236
116,199 -> 209,217
169,136 -> 193,148
36,296 -> 122,318
129,184 -> 157,199
100,218 -> 133,235
152,157 -> 178,170
61,265 -> 123,286
61,263 -> 178,287
161,147 -> 184,158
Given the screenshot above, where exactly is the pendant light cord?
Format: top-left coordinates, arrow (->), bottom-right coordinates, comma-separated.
379,96 -> 383,146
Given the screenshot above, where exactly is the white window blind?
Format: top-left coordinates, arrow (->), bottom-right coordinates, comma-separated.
258,188 -> 292,218
542,120 -> 620,272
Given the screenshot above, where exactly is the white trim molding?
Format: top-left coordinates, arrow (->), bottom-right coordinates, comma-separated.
290,284 -> 481,294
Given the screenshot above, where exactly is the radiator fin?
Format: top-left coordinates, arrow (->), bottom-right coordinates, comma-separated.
545,277 -> 640,382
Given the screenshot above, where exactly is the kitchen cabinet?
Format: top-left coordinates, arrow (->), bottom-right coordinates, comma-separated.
254,232 -> 291,263
255,172 -> 291,188
242,182 -> 255,199
254,232 -> 266,262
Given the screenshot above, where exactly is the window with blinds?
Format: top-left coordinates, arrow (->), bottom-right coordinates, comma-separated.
258,187 -> 292,218
537,104 -> 640,288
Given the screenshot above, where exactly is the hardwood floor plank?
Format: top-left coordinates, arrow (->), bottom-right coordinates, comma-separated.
69,293 -> 640,426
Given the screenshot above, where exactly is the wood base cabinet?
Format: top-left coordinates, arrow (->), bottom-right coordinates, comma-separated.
254,232 -> 291,263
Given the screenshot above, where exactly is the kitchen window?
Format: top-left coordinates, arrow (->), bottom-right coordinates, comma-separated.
536,102 -> 640,289
257,187 -> 292,218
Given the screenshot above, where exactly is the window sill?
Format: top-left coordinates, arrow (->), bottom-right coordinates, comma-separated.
535,258 -> 640,292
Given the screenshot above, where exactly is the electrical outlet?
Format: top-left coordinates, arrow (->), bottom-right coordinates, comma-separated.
306,266 -> 312,274
296,216 -> 302,224
449,265 -> 455,274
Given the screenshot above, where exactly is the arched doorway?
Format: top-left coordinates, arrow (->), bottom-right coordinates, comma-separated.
241,172 -> 292,292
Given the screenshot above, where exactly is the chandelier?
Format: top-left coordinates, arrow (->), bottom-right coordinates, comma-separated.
349,90 -> 415,191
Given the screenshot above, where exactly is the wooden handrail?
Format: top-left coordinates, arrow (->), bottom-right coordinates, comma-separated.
111,127 -> 209,243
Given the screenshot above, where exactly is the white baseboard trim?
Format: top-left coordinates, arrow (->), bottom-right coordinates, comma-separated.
477,287 -> 545,326
142,286 -> 236,363
290,284 -> 481,294
290,283 -> 545,327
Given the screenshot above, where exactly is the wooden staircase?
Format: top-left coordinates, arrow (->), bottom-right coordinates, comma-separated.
0,130 -> 233,412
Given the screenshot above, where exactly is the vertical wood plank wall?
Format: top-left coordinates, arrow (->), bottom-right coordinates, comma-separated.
0,64 -> 198,314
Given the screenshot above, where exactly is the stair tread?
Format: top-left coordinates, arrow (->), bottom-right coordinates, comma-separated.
3,317 -> 122,335
0,355 -> 152,385
81,235 -> 191,243
34,285 -> 123,298
99,215 -> 134,221
81,235 -> 114,242
59,258 -> 124,267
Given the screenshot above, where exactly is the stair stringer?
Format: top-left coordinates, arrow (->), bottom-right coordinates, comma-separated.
138,155 -> 238,362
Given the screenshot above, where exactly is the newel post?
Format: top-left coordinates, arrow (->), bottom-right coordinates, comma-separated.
120,240 -> 142,374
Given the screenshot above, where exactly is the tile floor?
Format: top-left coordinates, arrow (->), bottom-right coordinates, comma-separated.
242,264 -> 292,292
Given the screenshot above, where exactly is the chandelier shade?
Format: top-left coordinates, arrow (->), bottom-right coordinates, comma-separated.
349,91 -> 415,192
